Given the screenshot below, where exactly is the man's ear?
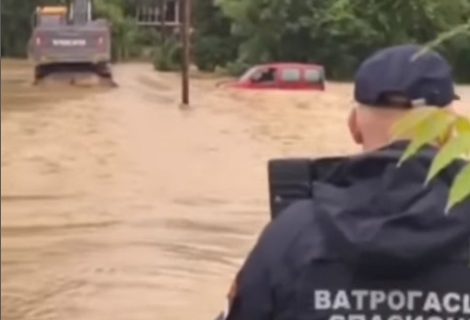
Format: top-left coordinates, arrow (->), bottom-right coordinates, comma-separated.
348,108 -> 363,145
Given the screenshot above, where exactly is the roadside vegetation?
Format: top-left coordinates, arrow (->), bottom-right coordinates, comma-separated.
2,0 -> 470,80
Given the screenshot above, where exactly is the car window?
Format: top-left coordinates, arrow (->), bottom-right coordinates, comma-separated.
240,67 -> 261,82
305,69 -> 323,84
281,68 -> 301,83
248,67 -> 277,85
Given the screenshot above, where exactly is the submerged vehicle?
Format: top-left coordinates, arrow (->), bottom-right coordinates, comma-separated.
28,0 -> 116,86
232,63 -> 326,91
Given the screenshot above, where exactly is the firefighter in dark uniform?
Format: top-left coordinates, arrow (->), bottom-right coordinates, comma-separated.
224,44 -> 470,320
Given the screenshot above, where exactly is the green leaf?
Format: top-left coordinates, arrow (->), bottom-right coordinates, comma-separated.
426,132 -> 470,183
447,163 -> 470,212
454,116 -> 470,135
398,110 -> 456,165
392,108 -> 440,139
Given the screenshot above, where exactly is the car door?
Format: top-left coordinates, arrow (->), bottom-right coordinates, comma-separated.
303,67 -> 325,90
279,67 -> 303,90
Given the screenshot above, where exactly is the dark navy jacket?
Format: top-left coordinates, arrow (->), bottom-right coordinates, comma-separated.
226,142 -> 470,320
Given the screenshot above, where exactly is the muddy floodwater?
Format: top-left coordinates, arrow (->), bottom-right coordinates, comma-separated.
1,59 -> 469,320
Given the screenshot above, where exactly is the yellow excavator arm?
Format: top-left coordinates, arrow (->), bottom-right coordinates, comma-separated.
37,6 -> 68,16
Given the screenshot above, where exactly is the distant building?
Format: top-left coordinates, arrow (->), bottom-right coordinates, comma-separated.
135,0 -> 182,31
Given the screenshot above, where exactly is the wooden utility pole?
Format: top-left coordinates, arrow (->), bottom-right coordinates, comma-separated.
159,0 -> 166,41
181,0 -> 190,106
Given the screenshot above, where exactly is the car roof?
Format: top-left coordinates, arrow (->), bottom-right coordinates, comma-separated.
255,63 -> 324,69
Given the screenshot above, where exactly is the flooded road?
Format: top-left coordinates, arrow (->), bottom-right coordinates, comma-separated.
1,60 -> 468,320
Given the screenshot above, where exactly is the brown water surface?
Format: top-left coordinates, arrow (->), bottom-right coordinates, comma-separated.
1,59 -> 468,320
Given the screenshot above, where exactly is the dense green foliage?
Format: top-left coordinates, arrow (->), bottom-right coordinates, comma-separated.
192,0 -> 237,72
213,0 -> 470,80
1,0 -> 63,57
152,36 -> 182,71
2,0 -> 470,80
94,0 -> 140,61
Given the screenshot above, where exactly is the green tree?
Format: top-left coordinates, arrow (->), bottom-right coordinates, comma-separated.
94,0 -> 141,61
1,0 -> 44,56
192,0 -> 238,72
216,0 -> 470,79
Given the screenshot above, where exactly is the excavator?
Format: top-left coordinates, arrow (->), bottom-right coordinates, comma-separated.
28,0 -> 117,86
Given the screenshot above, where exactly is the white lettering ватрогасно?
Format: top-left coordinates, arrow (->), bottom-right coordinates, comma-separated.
313,290 -> 470,315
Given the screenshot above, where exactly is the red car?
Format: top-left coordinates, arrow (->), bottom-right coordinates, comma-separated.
232,63 -> 326,91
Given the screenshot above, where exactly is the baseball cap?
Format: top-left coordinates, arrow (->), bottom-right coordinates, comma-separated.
354,44 -> 459,108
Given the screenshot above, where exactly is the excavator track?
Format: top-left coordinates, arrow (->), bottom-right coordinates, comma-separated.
34,63 -> 117,87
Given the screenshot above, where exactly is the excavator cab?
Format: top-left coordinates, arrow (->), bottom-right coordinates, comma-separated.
34,6 -> 68,26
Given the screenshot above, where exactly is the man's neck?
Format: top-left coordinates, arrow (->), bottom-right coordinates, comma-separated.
361,137 -> 394,153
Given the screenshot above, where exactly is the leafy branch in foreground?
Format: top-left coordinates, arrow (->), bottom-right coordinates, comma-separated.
393,109 -> 470,212
414,19 -> 470,58
395,20 -> 470,213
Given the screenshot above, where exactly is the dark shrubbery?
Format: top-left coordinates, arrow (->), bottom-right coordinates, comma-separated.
153,37 -> 182,72
193,36 -> 237,72
197,0 -> 470,79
